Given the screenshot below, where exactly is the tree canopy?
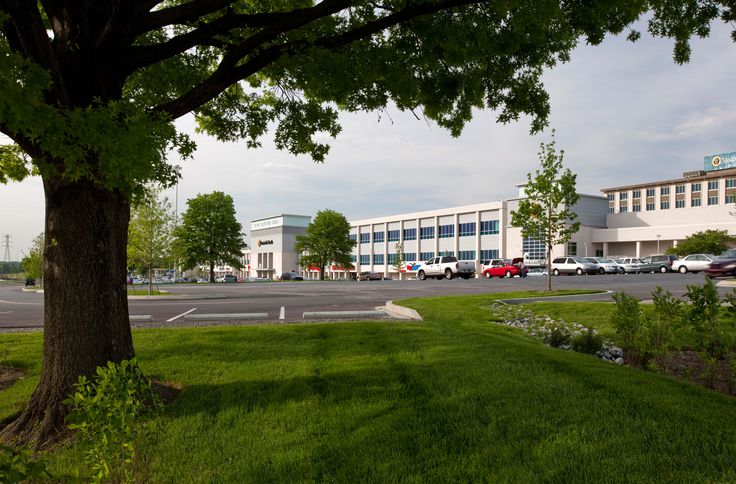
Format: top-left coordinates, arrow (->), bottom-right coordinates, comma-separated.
127,189 -> 175,293
666,229 -> 736,257
172,191 -> 245,282
295,209 -> 355,280
510,132 -> 579,291
20,233 -> 44,282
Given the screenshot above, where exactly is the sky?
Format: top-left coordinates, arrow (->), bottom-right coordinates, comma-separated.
1,21 -> 735,259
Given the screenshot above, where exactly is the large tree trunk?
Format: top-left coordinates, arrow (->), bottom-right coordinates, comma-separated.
1,177 -> 134,448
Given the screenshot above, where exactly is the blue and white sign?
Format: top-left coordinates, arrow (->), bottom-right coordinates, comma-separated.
704,152 -> 736,172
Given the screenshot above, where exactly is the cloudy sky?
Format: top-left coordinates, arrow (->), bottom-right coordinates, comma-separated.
1,20 -> 734,258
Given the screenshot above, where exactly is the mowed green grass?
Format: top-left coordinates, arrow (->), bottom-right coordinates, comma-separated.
1,291 -> 735,482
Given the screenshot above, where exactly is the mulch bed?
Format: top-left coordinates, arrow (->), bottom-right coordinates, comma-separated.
664,351 -> 735,396
0,365 -> 26,392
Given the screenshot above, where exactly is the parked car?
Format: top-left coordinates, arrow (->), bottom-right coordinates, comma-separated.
585,257 -> 623,274
614,257 -> 642,274
672,254 -> 716,274
481,259 -> 506,272
648,254 -> 678,273
550,257 -> 599,276
223,274 -> 238,283
358,271 -> 383,281
526,267 -> 548,277
417,256 -> 476,280
281,272 -> 304,281
482,260 -> 523,279
705,249 -> 736,279
174,277 -> 189,283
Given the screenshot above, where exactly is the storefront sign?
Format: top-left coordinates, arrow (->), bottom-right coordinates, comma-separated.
251,217 -> 283,231
257,239 -> 274,247
704,152 -> 736,172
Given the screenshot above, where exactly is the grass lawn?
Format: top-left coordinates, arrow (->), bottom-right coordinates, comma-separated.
1,290 -> 735,482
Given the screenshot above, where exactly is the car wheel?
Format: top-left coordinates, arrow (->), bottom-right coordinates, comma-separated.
418,270 -> 426,281
444,268 -> 454,280
484,271 -> 492,279
598,267 -> 605,275
676,265 -> 687,274
659,266 -> 668,273
618,267 -> 625,274
576,268 -> 583,276
505,270 -> 512,278
552,268 -> 559,276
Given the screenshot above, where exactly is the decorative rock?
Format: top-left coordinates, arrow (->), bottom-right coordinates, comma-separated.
615,357 -> 624,365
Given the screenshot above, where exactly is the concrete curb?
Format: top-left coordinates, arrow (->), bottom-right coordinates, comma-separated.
385,301 -> 422,320
21,287 -> 43,293
303,310 -> 387,319
127,294 -> 226,300
716,279 -> 736,288
184,313 -> 269,321
129,315 -> 152,322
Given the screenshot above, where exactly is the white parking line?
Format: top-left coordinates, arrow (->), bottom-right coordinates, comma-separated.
0,311 -> 13,315
279,306 -> 285,320
167,307 -> 197,322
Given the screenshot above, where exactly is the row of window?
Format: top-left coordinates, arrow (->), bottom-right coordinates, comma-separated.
613,195 -> 723,213
356,250 -> 506,264
354,220 -> 500,242
613,178 -> 734,201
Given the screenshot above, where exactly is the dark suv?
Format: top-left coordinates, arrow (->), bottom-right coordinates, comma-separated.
281,272 -> 304,281
706,249 -> 736,279
647,254 -> 678,273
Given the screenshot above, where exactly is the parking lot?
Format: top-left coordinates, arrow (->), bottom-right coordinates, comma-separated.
1,271 -> 732,329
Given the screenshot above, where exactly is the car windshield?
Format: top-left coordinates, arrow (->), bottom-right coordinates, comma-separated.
719,249 -> 736,258
572,258 -> 589,264
598,258 -> 613,263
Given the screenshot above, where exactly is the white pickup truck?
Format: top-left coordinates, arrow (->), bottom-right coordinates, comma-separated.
417,256 -> 476,280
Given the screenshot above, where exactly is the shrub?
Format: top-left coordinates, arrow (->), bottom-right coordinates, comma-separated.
0,444 -> 50,483
64,358 -> 160,483
572,329 -> 603,355
685,280 -> 722,357
645,287 -> 683,370
545,327 -> 570,348
610,292 -> 643,362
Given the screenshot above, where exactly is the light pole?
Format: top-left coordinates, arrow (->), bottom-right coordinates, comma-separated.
584,242 -> 588,257
656,234 -> 661,254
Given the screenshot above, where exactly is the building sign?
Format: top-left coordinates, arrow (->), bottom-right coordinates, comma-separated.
251,216 -> 283,231
257,239 -> 274,247
704,152 -> 736,172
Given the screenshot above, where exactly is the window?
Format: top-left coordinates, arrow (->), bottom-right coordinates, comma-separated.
632,190 -> 641,198
403,228 -> 416,240
691,182 -> 701,192
676,184 -> 685,194
480,249 -> 499,262
523,236 -> 546,260
387,253 -> 396,265
349,254 -> 356,262
439,250 -> 455,257
359,233 -> 370,244
691,198 -> 702,207
646,188 -> 655,197
595,249 -> 604,257
619,206 -> 628,213
646,203 -> 655,211
373,231 -> 384,243
420,251 -> 435,261
608,207 -> 614,214
708,180 -> 719,190
387,230 -> 400,242
373,254 -> 384,265
660,200 -> 670,209
632,204 -> 641,212
458,222 -> 476,237
568,242 -> 577,256
404,252 -> 416,262
349,234 -> 357,242
607,194 -> 614,202
708,195 -> 718,205
420,226 -> 435,239
480,220 -> 499,235
726,178 -> 736,188
675,199 -> 685,208
727,194 -> 735,204
458,250 -> 476,260
438,224 -> 454,238
619,192 -> 628,200
660,187 -> 670,196
359,254 -> 370,265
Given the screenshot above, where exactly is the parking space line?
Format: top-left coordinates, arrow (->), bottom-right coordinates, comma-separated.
279,306 -> 285,320
167,307 -> 197,322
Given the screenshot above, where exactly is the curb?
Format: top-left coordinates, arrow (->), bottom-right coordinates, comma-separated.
716,279 -> 736,288
129,315 -> 152,322
303,310 -> 388,319
385,301 -> 422,320
127,294 -> 226,300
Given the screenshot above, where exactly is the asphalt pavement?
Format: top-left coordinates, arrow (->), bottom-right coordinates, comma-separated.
0,272 -> 731,329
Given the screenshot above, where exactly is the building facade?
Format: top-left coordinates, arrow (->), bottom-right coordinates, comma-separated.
246,214 -> 311,279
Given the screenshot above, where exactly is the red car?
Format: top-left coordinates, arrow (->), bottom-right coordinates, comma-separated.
483,260 -> 524,279
705,249 -> 736,279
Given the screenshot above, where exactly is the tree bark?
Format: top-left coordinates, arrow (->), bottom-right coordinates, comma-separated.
1,177 -> 134,448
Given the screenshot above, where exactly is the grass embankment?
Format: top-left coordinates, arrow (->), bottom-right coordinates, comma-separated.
2,291 -> 735,482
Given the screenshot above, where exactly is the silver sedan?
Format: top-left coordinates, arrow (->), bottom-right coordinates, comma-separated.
672,254 -> 716,274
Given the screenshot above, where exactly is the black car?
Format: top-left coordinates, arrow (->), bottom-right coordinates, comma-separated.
223,274 -> 238,283
281,272 -> 304,281
705,249 -> 736,279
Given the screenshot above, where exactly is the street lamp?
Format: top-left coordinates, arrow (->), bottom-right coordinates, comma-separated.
584,242 -> 588,257
656,234 -> 661,254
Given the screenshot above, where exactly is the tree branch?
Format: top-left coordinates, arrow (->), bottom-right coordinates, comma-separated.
153,0 -> 482,120
137,0 -> 238,33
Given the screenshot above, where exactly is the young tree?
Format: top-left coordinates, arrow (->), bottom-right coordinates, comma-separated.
0,1 -> 730,446
295,210 -> 355,280
393,243 -> 406,279
20,233 -> 44,283
666,230 -> 735,257
127,190 -> 175,295
510,132 -> 580,291
172,192 -> 245,283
